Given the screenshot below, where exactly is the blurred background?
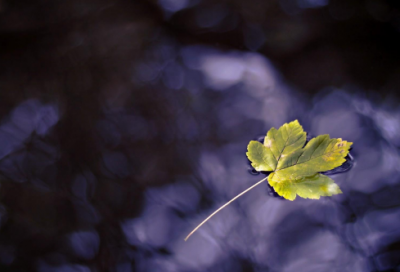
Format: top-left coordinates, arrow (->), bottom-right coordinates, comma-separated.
0,0 -> 400,271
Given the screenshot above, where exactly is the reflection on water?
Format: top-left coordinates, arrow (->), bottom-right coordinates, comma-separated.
0,1 -> 400,272
1,44 -> 399,271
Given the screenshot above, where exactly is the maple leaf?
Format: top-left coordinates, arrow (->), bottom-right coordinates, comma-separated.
184,120 -> 352,240
247,120 -> 352,200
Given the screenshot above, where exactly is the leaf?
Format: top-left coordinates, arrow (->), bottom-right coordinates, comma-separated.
247,120 -> 352,200
184,120 -> 353,241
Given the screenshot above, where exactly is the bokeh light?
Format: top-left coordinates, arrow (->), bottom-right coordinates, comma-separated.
0,0 -> 400,271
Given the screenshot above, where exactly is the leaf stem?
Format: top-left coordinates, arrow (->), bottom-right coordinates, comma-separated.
184,175 -> 269,241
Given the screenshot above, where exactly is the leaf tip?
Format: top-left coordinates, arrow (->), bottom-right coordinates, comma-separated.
348,141 -> 353,147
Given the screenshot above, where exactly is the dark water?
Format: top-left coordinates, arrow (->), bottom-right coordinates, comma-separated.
0,1 -> 400,271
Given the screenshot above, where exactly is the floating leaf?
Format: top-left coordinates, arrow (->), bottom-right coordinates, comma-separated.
184,120 -> 352,240
247,120 -> 352,200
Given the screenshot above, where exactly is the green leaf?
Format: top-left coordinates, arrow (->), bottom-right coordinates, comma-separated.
246,120 -> 352,200
184,120 -> 353,241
